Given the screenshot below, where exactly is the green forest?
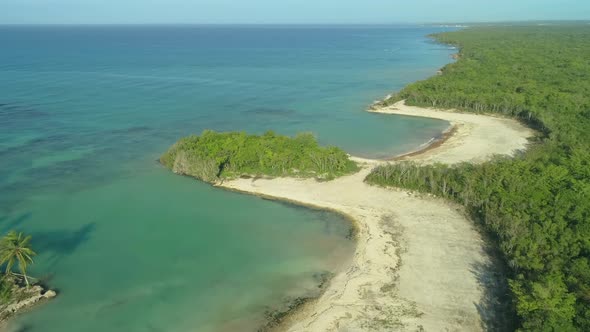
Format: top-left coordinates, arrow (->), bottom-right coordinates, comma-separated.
368,26 -> 590,331
160,130 -> 358,182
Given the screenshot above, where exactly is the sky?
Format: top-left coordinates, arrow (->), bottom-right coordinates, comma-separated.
1,0 -> 589,24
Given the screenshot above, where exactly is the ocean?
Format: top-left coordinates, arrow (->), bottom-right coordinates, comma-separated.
0,25 -> 453,331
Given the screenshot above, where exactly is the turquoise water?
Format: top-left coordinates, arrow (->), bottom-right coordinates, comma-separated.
0,25 -> 453,331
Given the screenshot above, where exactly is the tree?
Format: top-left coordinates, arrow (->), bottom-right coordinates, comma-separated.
0,231 -> 36,287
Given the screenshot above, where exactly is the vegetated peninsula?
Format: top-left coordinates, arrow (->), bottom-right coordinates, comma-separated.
161,24 -> 590,332
160,130 -> 359,183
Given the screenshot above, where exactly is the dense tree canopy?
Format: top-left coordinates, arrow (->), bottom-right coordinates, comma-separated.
161,130 -> 358,182
369,25 -> 590,331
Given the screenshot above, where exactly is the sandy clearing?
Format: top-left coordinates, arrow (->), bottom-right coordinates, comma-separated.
375,100 -> 535,164
220,101 -> 535,331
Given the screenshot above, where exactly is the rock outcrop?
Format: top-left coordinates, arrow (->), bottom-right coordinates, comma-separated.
0,284 -> 57,323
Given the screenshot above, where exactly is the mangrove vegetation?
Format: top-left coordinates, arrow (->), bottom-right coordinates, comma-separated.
368,25 -> 590,331
161,130 -> 359,182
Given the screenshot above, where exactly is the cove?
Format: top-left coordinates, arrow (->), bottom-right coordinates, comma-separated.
0,25 -> 454,331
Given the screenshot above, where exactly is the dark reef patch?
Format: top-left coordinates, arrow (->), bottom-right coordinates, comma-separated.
110,126 -> 152,135
242,107 -> 298,117
0,103 -> 49,120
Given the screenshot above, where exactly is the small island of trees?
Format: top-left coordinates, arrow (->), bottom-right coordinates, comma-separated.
160,130 -> 359,183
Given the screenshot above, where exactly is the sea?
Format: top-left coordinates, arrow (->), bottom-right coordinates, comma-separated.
0,25 -> 454,331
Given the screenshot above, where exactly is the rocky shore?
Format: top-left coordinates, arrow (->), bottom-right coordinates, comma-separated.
0,283 -> 56,326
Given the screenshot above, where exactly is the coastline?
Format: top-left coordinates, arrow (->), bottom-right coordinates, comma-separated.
371,100 -> 536,164
219,100 -> 535,331
391,125 -> 458,161
212,190 -> 362,332
0,284 -> 56,330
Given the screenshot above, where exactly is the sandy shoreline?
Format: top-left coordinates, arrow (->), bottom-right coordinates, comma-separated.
372,101 -> 536,164
220,101 -> 535,331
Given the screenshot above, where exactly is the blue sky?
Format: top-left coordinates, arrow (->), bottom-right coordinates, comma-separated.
1,0 -> 589,24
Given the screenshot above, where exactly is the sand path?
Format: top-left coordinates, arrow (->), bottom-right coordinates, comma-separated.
220,101 -> 535,331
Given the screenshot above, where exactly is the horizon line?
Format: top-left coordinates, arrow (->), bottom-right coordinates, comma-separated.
0,19 -> 589,27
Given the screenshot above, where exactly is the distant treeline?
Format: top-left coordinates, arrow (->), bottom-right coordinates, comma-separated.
369,26 -> 590,331
160,130 -> 358,182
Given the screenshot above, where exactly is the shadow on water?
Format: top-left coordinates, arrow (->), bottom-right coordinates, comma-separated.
30,222 -> 97,273
470,240 -> 516,332
0,214 -> 95,285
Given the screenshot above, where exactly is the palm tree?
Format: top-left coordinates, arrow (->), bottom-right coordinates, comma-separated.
0,231 -> 36,287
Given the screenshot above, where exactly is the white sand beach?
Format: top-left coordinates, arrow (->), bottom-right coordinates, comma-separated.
220,101 -> 535,331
